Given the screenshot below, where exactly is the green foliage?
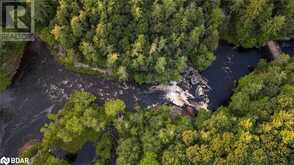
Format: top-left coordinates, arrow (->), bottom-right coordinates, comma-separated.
47,0 -> 222,83
26,91 -> 129,164
115,105 -> 193,165
222,0 -> 294,48
104,99 -> 126,118
116,138 -> 142,165
34,0 -> 57,30
20,143 -> 41,160
39,28 -> 56,47
275,0 -> 294,39
40,91 -> 101,152
95,133 -> 112,165
139,152 -> 160,165
0,42 -> 25,92
30,152 -> 70,165
181,130 -> 197,146
0,69 -> 11,92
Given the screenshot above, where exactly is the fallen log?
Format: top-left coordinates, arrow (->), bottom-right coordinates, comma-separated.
266,41 -> 282,59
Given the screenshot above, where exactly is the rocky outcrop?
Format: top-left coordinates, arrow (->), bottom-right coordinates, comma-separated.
150,81 -> 195,107
266,41 -> 282,59
150,67 -> 211,111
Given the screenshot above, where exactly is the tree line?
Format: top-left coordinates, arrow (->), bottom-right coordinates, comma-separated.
46,0 -> 221,83
38,0 -> 294,83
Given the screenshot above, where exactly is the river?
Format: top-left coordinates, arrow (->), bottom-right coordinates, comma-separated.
0,40 -> 292,158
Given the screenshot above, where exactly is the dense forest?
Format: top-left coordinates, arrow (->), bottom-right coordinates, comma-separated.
43,0 -> 222,83
0,0 -> 294,164
22,55 -> 293,164
1,0 -> 294,85
222,0 -> 294,47
44,0 -> 294,83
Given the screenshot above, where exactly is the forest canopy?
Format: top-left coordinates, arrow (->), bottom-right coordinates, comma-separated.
47,0 -> 222,83
23,55 -> 294,165
2,0 -> 294,88
222,0 -> 294,48
41,0 -> 294,83
116,55 -> 294,164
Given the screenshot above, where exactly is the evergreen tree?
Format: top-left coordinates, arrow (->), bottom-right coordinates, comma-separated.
47,0 -> 222,83
222,0 -> 294,48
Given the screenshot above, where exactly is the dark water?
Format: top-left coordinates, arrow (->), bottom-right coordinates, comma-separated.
3,39 -> 292,160
203,43 -> 262,109
281,40 -> 294,56
203,40 -> 294,110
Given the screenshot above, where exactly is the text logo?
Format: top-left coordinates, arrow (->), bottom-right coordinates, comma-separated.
0,157 -> 9,165
0,0 -> 35,41
0,156 -> 29,165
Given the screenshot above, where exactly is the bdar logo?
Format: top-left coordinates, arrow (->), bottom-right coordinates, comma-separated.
0,156 -> 29,165
0,157 -> 10,165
